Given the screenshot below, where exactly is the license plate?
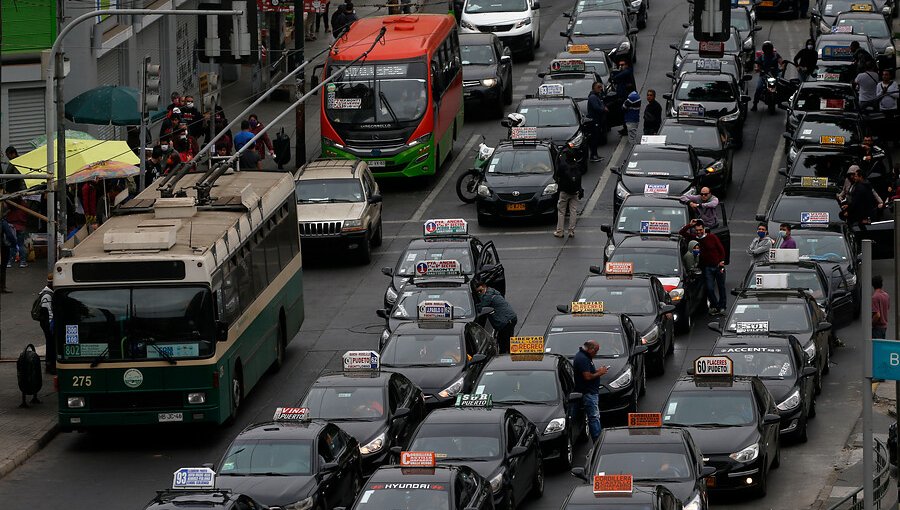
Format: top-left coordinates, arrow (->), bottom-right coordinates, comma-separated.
506,203 -> 527,211
368,160 -> 386,167
158,412 -> 183,423
760,0 -> 774,5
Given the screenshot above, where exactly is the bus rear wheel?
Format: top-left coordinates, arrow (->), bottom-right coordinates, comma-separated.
271,313 -> 286,373
228,366 -> 243,422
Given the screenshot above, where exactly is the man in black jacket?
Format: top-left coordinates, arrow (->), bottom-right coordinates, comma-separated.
643,89 -> 662,135
554,149 -> 584,238
843,169 -> 877,229
793,39 -> 818,82
587,82 -> 607,161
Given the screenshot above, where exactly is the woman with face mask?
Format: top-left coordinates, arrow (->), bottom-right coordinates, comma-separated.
747,223 -> 774,265
793,39 -> 818,82
247,114 -> 275,163
683,240 -> 700,272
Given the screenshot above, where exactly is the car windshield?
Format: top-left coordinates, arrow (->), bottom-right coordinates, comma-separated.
624,156 -> 694,178
663,391 -> 756,426
576,0 -> 626,13
596,450 -> 693,481
575,286 -> 656,314
676,79 -> 735,102
746,271 -> 825,299
790,232 -> 850,261
325,61 -> 428,124
731,9 -> 751,30
465,0 -> 527,13
354,483 -> 450,510
610,248 -> 680,275
519,105 -> 579,127
681,32 -> 740,52
824,0 -> 872,15
461,44 -> 496,65
477,370 -> 560,403
542,76 -> 595,99
302,386 -> 386,420
392,289 -> 474,319
725,350 -> 796,378
616,205 -> 687,233
545,330 -> 628,357
409,424 -> 502,459
219,439 -> 313,476
837,18 -> 890,37
395,247 -> 474,276
726,302 -> 811,332
795,119 -> 858,142
55,286 -> 215,361
295,178 -> 364,203
793,87 -> 856,112
381,333 -> 464,366
488,149 -> 553,174
573,16 -> 624,36
772,196 -> 842,224
791,152 -> 857,179
658,125 -> 723,149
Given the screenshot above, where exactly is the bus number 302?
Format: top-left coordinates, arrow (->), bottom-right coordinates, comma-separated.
72,375 -> 92,387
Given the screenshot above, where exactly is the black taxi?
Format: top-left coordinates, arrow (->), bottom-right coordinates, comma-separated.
144,468 -> 268,510
779,146 -> 861,186
538,58 -> 604,116
779,81 -> 859,137
783,112 -> 863,164
664,69 -> 749,148
612,142 -> 702,214
377,279 -> 483,342
512,89 -> 588,164
757,182 -> 844,233
657,118 -> 734,194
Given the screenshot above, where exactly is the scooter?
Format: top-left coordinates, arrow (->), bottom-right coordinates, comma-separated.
455,140 -> 494,203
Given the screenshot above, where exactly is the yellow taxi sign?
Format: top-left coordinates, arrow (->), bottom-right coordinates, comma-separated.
400,451 -> 436,467
605,262 -> 634,275
694,355 -> 734,377
820,135 -> 845,145
593,474 -> 633,494
567,44 -> 591,53
510,336 -> 545,354
571,301 -> 605,314
800,176 -> 829,188
850,2 -> 874,10
628,412 -> 663,427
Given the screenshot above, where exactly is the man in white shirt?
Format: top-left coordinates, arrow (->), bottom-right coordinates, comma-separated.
878,70 -> 898,112
854,61 -> 880,109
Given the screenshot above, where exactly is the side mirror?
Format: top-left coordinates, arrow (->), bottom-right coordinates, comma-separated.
500,119 -> 511,128
393,407 -> 411,420
569,392 -> 583,401
557,304 -> 570,313
782,132 -> 793,141
777,101 -> 790,110
659,304 -> 676,314
533,0 -> 540,8
816,321 -> 833,333
202,462 -> 215,469
470,353 -> 487,364
700,466 -> 717,478
669,43 -> 679,51
752,26 -> 762,32
634,344 -> 649,355
802,366 -> 817,377
510,445 -> 528,457
742,74 -> 753,82
601,224 -> 612,234
611,166 -> 621,175
662,93 -> 673,101
368,194 -> 383,204
707,321 -> 722,333
755,214 -> 766,222
778,168 -> 788,177
216,320 -> 229,342
682,23 -> 690,28
628,28 -> 638,35
730,288 -> 741,296
322,461 -> 339,472
376,308 -> 389,319
563,12 -> 571,18
740,94 -> 751,103
560,31 -> 569,37
589,265 -> 602,275
763,413 -> 781,425
571,466 -> 589,481
382,267 -> 394,277
666,72 -> 675,80
390,445 -> 403,455
500,55 -> 512,63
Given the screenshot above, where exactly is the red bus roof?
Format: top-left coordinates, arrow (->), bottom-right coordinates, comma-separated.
329,14 -> 456,62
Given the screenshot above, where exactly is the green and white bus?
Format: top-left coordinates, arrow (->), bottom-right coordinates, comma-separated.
54,171 -> 303,429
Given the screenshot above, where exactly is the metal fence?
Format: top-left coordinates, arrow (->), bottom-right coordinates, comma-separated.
827,438 -> 891,510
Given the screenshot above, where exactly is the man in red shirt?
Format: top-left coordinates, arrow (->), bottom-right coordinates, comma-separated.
679,219 -> 727,315
872,275 -> 890,339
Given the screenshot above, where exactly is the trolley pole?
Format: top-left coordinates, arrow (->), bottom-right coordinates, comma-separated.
862,239 -> 874,510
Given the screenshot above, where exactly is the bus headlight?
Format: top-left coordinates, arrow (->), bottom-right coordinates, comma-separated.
609,367 -> 633,389
381,329 -> 391,343
542,183 -> 558,196
187,392 -> 206,404
684,494 -> 703,510
776,389 -> 800,411
729,443 -> 759,463
67,397 -> 85,408
408,134 -> 431,148
630,0 -> 642,7
360,431 -> 386,455
481,78 -> 499,87
843,273 -> 857,288
544,417 -> 566,434
514,17 -> 532,29
477,183 -> 492,197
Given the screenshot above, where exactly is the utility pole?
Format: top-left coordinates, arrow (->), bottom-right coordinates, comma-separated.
293,0 -> 307,168
894,205 -> 900,510
862,239 -> 873,510
139,57 -> 161,191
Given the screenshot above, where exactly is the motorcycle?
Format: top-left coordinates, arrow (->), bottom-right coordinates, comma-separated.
761,69 -> 799,114
456,141 -> 494,203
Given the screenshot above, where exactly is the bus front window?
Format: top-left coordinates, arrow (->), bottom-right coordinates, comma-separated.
325,61 -> 429,125
56,286 -> 216,361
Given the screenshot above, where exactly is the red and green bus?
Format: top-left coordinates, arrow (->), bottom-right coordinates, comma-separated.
320,14 -> 464,178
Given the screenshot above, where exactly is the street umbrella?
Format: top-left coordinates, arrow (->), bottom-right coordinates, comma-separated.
68,159 -> 139,184
28,130 -> 96,149
64,85 -> 166,126
11,139 -> 140,188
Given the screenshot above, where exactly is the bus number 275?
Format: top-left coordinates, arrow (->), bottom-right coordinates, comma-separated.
72,375 -> 92,387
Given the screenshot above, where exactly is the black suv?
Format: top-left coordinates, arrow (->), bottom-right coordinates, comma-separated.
460,32 -> 514,118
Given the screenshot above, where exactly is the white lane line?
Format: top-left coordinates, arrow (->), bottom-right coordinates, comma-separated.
410,134 -> 480,222
756,135 -> 786,216
583,137 -> 628,215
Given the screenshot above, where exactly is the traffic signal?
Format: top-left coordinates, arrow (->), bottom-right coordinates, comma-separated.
692,0 -> 732,43
141,57 -> 161,114
198,0 -> 258,64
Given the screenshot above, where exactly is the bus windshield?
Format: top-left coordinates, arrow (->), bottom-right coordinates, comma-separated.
56,286 -> 216,361
325,60 -> 429,125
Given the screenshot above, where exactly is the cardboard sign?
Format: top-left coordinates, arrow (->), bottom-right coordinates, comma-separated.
538,83 -> 565,97
831,25 -> 854,33
510,126 -> 538,140
455,393 -> 492,407
342,350 -> 380,371
423,218 -> 468,236
699,41 -> 725,58
679,102 -> 706,117
801,176 -> 829,188
639,220 -> 671,234
510,336 -> 545,354
819,98 -> 845,110
735,321 -> 769,334
415,259 -> 461,276
643,183 -> 670,194
400,451 -> 436,467
550,58 -> 586,73
418,300 -> 453,320
571,301 -> 605,313
605,262 -> 634,275
273,407 -> 311,421
819,135 -> 845,145
567,44 -> 591,53
172,467 -> 216,490
593,474 -> 633,494
694,355 -> 734,376
801,211 -> 830,224
640,135 -> 667,145
628,412 -> 662,427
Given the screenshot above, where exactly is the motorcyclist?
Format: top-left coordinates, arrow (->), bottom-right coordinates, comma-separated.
752,41 -> 784,112
793,39 -> 818,82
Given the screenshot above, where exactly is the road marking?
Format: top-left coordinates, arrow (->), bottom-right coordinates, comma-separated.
410,134 -> 480,222
756,135 -> 785,216
584,137 -> 628,214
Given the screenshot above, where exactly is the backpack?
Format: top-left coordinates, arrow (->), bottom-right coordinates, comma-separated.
31,290 -> 48,321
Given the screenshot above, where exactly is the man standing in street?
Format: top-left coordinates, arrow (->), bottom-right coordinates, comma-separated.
554,149 -> 583,238
679,187 -> 719,227
587,81 -> 607,159
872,275 -> 890,339
679,219 -> 727,315
474,280 -> 517,354
573,340 -> 608,443
777,223 -> 797,249
3,146 -> 24,194
37,275 -> 55,374
234,121 -> 254,152
748,223 -> 774,265
643,89 -> 662,135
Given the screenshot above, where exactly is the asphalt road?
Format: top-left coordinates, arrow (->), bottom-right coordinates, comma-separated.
0,1 -> 895,509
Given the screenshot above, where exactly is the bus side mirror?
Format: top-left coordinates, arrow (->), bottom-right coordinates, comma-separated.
216,320 -> 229,342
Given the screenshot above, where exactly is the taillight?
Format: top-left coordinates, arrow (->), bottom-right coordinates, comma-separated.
212,370 -> 219,389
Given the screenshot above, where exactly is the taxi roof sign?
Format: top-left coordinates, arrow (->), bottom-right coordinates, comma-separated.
801,176 -> 830,188
678,102 -> 706,118
850,2 -> 874,10
819,135 -> 845,146
821,45 -> 852,61
550,58 -> 586,73
538,83 -> 566,97
510,126 -> 538,140
418,300 -> 453,321
567,44 -> 591,53
510,336 -> 545,354
415,259 -> 462,277
342,350 -> 380,371
400,451 -> 436,467
801,211 -> 830,224
273,406 -> 311,421
455,393 -> 492,407
639,220 -> 671,234
693,355 -> 734,377
696,58 -> 722,71
769,248 -> 800,263
571,301 -> 604,314
628,412 -> 663,427
640,135 -> 667,145
593,474 -> 633,495
820,98 -> 845,110
755,272 -> 789,289
172,467 -> 216,490
423,218 -> 468,236
605,262 -> 633,275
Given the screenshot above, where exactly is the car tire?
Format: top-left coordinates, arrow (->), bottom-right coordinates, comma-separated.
650,352 -> 665,376
559,434 -> 575,469
666,330 -> 675,355
504,79 -> 514,105
494,98 -> 505,119
271,313 -> 286,373
814,369 -> 822,395
798,416 -> 809,443
525,43 -> 536,61
639,364 -> 647,395
822,343 -> 830,375
228,365 -> 243,423
504,488 -> 515,510
754,465 -> 769,498
531,460 -> 544,498
534,23 -> 541,49
675,307 -> 692,334
808,395 -> 817,418
638,10 -> 647,29
372,219 -> 383,247
477,210 -> 492,226
772,443 -> 781,468
358,233 -> 372,265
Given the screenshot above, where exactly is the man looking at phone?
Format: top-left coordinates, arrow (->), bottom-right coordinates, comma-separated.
573,340 -> 609,443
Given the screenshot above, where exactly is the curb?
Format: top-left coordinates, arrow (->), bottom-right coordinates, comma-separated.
0,420 -> 59,479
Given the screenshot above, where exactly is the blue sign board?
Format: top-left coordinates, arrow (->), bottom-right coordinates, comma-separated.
872,339 -> 900,380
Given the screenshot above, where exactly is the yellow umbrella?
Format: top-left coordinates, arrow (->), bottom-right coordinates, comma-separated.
11,139 -> 139,189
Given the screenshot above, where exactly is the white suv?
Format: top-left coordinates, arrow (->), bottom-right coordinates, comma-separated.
459,0 -> 541,60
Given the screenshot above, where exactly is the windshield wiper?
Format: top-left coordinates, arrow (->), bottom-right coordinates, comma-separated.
379,91 -> 400,127
90,347 -> 110,368
440,456 -> 491,461
247,472 -> 289,476
146,341 -> 177,365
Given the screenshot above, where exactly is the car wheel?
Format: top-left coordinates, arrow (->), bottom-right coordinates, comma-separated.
822,343 -> 830,375
372,218 -> 383,247
666,329 -> 675,355
650,352 -> 665,376
675,306 -> 692,334
358,233 -> 372,264
639,364 -> 647,395
494,98 -> 505,118
534,24 -> 541,49
477,210 -> 491,226
638,10 -> 647,29
560,434 -> 575,469
531,461 -> 544,498
772,443 -> 781,468
798,415 -> 809,443
754,465 -> 768,498
504,78 -> 513,105
504,488 -> 515,510
228,365 -> 243,423
808,395 -> 817,418
814,368 -> 822,395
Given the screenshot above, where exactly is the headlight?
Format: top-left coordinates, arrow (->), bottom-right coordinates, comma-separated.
408,134 -> 431,147
706,160 -> 724,174
360,431 -> 386,455
609,367 -> 633,389
684,494 -> 703,510
618,40 -> 632,52
803,342 -> 817,362
187,392 -> 206,404
883,6 -> 892,15
438,376 -> 465,398
386,285 -> 398,304
641,325 -> 660,345
669,287 -> 684,302
630,0 -> 641,7
788,145 -> 798,161
342,218 -> 364,232
460,19 -> 477,31
481,78 -> 499,87
843,273 -> 857,288
605,243 -> 615,258
885,45 -> 895,57
544,417 -> 566,435
543,183 -> 558,196
819,21 -> 830,33
283,496 -> 315,510
615,181 -> 630,199
743,37 -> 753,50
381,329 -> 391,342
477,183 -> 491,197
569,131 -> 584,148
721,109 -> 741,122
776,389 -> 801,411
67,397 -> 85,408
730,443 -> 759,463
489,469 -> 505,493
674,54 -> 683,67
514,17 -> 532,28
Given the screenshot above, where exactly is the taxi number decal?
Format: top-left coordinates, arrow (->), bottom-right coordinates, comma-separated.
72,375 -> 92,387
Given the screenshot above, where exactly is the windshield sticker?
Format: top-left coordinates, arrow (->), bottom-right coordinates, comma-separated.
735,305 -> 747,314
146,344 -> 200,359
64,343 -> 106,357
666,402 -> 677,414
735,321 -> 769,333
338,392 -> 352,398
476,385 -> 486,394
644,183 -> 670,194
329,97 -> 362,109
65,325 -> 79,345
406,253 -> 417,261
441,358 -> 454,364
371,483 -> 445,490
639,220 -> 671,234
801,212 -> 830,224
779,363 -> 791,376
802,129 -> 812,135
628,161 -> 638,168
360,490 -> 374,504
520,108 -> 528,114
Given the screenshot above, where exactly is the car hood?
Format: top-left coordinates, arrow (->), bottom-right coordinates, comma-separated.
463,12 -> 530,25
684,425 -> 759,456
620,174 -> 694,196
297,202 -> 365,222
635,480 -> 695,503
627,314 -> 658,334
440,458 -> 504,481
329,420 -> 384,447
870,37 -> 893,54
495,403 -> 564,432
568,34 -> 628,52
463,64 -> 499,81
386,364 -> 465,394
216,475 -> 315,507
673,99 -> 738,119
759,379 -> 796,404
485,173 -> 555,189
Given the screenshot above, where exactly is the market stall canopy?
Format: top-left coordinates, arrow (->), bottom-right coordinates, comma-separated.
11,139 -> 140,188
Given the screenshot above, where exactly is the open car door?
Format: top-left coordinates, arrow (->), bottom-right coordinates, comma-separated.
477,241 -> 506,296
